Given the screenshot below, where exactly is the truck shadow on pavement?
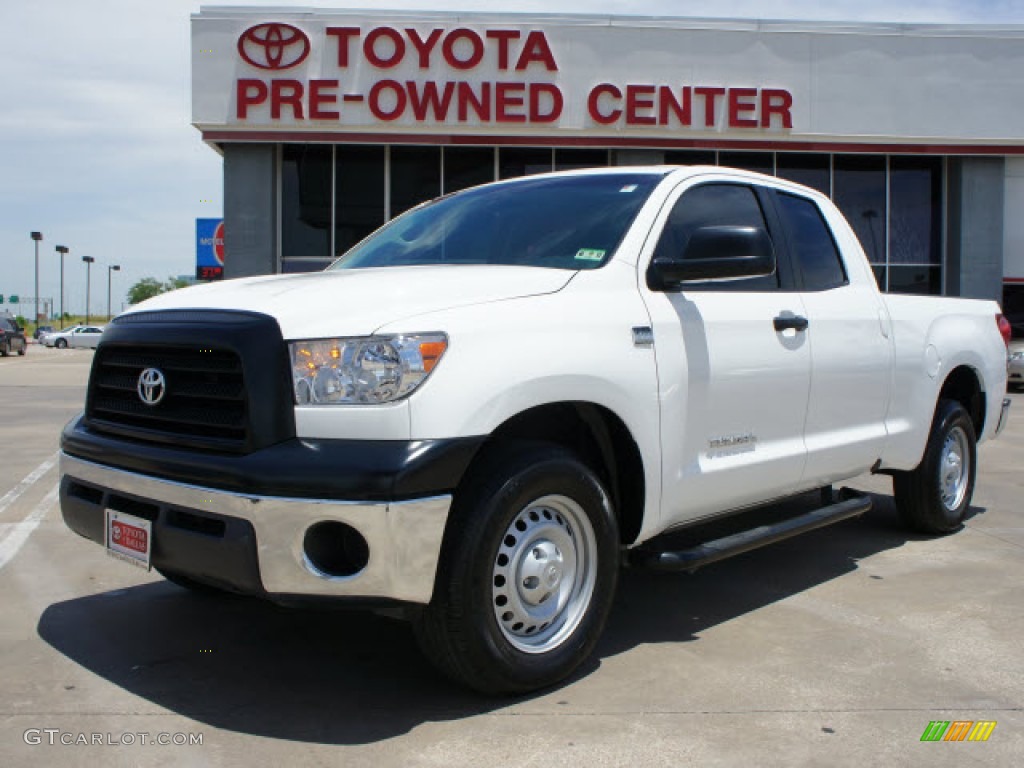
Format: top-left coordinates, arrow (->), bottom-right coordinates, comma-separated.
36,491 -> 982,745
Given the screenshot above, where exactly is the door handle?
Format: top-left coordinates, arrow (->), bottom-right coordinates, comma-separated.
773,315 -> 809,332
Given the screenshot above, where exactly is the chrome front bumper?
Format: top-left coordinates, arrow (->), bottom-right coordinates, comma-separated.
59,452 -> 451,604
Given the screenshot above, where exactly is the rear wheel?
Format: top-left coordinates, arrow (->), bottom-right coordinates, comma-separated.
415,443 -> 619,694
893,399 -> 977,534
17,343 -> 25,356
0,340 -> 8,357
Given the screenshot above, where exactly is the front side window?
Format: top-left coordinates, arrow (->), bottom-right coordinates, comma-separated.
331,174 -> 663,271
775,192 -> 847,291
653,183 -> 778,291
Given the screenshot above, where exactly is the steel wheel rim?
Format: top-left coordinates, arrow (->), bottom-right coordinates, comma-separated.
939,425 -> 970,511
491,494 -> 598,654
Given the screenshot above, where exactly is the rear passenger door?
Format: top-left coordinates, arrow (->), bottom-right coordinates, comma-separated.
640,178 -> 812,528
768,189 -> 892,485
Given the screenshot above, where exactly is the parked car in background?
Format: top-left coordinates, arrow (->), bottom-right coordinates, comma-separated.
46,326 -> 104,349
0,317 -> 27,356
1009,342 -> 1024,390
33,325 -> 55,341
43,326 -> 82,348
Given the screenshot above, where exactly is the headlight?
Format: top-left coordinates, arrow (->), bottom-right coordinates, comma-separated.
289,334 -> 448,405
1010,351 -> 1024,362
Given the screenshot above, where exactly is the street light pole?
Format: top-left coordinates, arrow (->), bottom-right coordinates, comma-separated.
107,265 -> 120,321
55,245 -> 68,329
82,256 -> 95,324
30,232 -> 42,327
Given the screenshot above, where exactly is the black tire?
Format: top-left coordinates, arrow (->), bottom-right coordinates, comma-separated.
55,338 -> 67,349
17,343 -> 25,356
414,442 -> 619,695
893,399 -> 977,535
157,568 -> 227,595
0,341 -> 8,357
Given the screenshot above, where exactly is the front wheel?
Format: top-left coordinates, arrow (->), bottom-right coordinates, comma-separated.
893,399 -> 977,534
55,338 -> 67,349
415,443 -> 619,694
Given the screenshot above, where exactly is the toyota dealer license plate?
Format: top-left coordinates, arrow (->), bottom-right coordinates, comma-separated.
105,510 -> 152,570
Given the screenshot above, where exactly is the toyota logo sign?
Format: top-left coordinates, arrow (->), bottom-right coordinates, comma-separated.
237,23 -> 311,70
137,368 -> 167,407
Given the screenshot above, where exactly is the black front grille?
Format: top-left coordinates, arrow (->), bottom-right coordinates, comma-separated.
82,309 -> 295,455
87,346 -> 248,451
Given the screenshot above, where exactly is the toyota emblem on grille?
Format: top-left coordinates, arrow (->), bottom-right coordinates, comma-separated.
137,368 -> 167,406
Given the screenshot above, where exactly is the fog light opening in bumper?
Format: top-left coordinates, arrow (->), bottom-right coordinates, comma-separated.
302,521 -> 370,579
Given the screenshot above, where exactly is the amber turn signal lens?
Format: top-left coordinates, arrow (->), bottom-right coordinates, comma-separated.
419,341 -> 447,372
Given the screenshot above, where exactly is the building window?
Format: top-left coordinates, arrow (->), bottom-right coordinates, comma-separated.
719,151 -> 774,175
335,146 -> 386,258
888,266 -> 942,295
776,153 -> 830,196
390,146 -> 441,217
664,149 -> 717,166
499,147 -> 553,179
554,148 -> 610,171
833,155 -> 887,276
443,147 -> 495,194
281,145 -> 331,269
889,156 -> 942,294
275,143 -> 945,295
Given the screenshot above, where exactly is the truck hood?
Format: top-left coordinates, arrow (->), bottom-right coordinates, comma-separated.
124,265 -> 576,339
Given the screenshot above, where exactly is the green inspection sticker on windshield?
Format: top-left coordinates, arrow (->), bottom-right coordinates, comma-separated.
575,248 -> 606,262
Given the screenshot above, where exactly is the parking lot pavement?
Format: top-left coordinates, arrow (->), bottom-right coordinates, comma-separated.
1,349 -> 1021,767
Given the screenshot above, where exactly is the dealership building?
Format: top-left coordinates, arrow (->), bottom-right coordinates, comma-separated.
191,7 -> 1024,310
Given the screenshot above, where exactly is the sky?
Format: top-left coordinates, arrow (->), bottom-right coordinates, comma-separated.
2,0 -> 1023,319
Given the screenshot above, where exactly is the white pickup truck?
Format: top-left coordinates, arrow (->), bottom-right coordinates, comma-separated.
60,167 -> 1012,694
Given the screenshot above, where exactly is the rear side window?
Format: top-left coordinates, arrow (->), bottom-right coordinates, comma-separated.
653,183 -> 779,291
775,192 -> 847,291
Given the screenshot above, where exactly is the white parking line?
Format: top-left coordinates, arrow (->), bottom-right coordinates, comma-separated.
0,452 -> 58,518
0,482 -> 59,571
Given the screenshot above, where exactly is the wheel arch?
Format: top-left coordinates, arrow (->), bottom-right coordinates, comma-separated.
454,401 -> 647,546
938,365 -> 985,437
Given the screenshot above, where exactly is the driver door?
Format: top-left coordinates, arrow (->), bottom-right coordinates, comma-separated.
639,178 -> 812,528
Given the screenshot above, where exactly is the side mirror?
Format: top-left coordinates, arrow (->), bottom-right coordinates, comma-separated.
648,225 -> 775,290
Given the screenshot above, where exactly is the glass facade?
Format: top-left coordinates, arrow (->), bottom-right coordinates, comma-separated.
281,145 -> 331,270
833,156 -> 887,270
776,153 -> 830,196
888,157 -> 942,294
334,146 -> 385,258
279,143 -> 948,295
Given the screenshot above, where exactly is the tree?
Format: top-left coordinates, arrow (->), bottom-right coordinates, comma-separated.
127,277 -> 167,305
165,276 -> 191,291
127,276 -> 192,306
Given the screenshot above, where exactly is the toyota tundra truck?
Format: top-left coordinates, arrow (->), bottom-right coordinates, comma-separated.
59,167 -> 1012,693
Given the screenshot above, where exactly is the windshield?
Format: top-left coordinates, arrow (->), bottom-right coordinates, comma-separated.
329,173 -> 663,271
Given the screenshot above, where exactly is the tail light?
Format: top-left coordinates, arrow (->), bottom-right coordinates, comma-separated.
997,314 -> 1012,348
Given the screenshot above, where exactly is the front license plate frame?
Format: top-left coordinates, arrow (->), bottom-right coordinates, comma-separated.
105,509 -> 153,571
